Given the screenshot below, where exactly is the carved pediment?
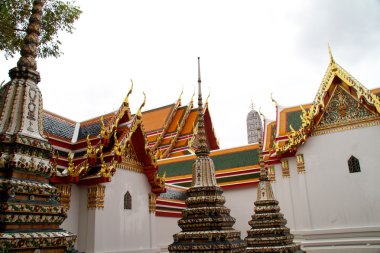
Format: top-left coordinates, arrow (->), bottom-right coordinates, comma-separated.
314,85 -> 379,135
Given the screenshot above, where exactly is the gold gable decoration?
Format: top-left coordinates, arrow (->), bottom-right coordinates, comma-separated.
313,86 -> 379,135
275,55 -> 380,155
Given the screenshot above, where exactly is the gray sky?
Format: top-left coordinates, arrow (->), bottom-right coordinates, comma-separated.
1,0 -> 380,148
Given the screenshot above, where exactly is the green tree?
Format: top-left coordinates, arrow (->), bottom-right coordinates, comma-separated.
0,0 -> 81,59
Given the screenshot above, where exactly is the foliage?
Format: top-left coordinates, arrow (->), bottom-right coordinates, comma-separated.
0,0 -> 81,59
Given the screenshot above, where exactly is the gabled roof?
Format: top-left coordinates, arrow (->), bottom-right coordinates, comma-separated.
271,55 -> 380,156
48,87 -> 165,193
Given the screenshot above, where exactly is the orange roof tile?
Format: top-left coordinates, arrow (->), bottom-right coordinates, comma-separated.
142,104 -> 174,132
167,106 -> 186,133
181,109 -> 197,135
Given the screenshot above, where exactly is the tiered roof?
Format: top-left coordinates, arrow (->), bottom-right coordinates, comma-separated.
46,85 -> 165,193
44,83 -> 219,193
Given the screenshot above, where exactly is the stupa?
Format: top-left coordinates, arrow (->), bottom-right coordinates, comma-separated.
168,58 -> 246,253
0,0 -> 76,252
245,131 -> 304,253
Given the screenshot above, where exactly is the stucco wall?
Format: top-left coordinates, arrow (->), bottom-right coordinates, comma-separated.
94,169 -> 154,253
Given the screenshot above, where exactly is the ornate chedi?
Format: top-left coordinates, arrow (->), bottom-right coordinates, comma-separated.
168,58 -> 246,253
0,0 -> 76,252
245,134 -> 304,253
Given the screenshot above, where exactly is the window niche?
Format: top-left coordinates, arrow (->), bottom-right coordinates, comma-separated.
124,191 -> 132,210
348,155 -> 361,173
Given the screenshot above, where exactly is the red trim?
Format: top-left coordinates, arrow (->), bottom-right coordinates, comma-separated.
157,199 -> 186,208
275,136 -> 288,141
221,180 -> 259,190
77,177 -> 111,185
155,211 -> 182,218
50,176 -> 79,184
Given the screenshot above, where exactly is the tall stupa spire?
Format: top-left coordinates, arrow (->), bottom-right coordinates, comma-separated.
245,127 -> 305,253
0,1 -> 77,251
9,0 -> 44,83
196,57 -> 210,156
168,58 -> 246,253
17,0 -> 44,70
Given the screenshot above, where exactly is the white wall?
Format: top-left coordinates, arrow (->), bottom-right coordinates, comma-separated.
154,216 -> 180,250
223,186 -> 257,238
272,125 -> 380,251
298,125 -> 380,230
94,169 -> 155,253
61,184 -> 80,236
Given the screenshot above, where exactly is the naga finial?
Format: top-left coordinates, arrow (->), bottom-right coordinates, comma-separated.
205,90 -> 210,106
328,43 -> 335,65
258,107 -> 266,121
124,79 -> 134,105
17,0 -> 45,71
178,87 -> 184,105
270,93 -> 278,107
137,92 -> 146,118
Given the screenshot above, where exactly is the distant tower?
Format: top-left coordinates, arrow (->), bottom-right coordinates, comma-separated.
247,102 -> 262,144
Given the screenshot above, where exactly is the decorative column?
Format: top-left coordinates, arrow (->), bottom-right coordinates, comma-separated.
56,184 -> 72,209
281,159 -> 290,177
87,184 -> 106,209
296,154 -> 306,174
149,192 -> 157,213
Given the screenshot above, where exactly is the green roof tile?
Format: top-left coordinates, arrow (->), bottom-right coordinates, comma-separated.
173,172 -> 260,187
286,110 -> 303,132
159,149 -> 258,177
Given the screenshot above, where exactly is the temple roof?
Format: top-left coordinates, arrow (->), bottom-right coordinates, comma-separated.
43,111 -> 76,141
263,54 -> 380,159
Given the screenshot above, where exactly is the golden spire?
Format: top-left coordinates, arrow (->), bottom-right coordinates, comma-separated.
195,57 -> 210,156
17,0 -> 45,71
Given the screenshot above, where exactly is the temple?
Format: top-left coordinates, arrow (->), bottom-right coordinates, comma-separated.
1,2 -> 380,252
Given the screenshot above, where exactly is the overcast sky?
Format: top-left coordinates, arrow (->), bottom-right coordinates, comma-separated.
1,0 -> 380,148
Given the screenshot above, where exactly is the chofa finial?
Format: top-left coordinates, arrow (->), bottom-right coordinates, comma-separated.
328,43 -> 335,64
